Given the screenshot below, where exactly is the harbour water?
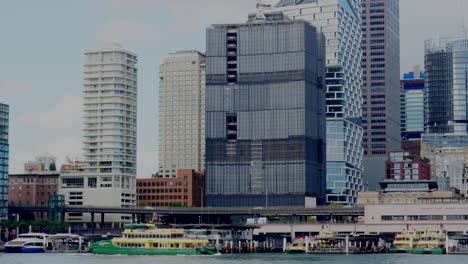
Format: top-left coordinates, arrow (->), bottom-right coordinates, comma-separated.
1,253 -> 468,264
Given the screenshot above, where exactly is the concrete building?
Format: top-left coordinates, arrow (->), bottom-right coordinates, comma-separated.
158,51 -> 206,178
205,12 -> 326,207
24,162 -> 46,173
60,162 -> 85,172
8,172 -> 59,220
421,134 -> 468,196
272,0 -> 364,204
359,0 -> 400,194
384,151 -> 430,181
137,169 -> 205,207
361,0 -> 401,156
400,66 -> 425,141
59,45 -> 138,225
0,103 -> 8,220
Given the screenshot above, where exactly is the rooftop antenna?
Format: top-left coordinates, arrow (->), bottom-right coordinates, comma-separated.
460,0 -> 467,38
254,1 -> 267,21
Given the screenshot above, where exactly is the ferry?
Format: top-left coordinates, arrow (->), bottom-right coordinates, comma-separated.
390,227 -> 421,253
286,227 -> 338,254
286,240 -> 308,254
92,224 -> 216,255
413,226 -> 447,254
4,233 -> 48,253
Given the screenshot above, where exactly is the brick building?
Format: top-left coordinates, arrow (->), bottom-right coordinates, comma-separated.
385,151 -> 430,181
8,172 -> 60,206
8,172 -> 60,220
137,170 -> 204,207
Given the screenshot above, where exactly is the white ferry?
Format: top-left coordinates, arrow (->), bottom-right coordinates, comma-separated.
4,233 -> 49,253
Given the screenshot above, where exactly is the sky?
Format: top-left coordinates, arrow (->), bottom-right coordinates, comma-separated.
1,0 -> 468,178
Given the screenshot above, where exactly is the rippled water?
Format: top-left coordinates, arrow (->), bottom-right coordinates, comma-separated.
1,253 -> 468,264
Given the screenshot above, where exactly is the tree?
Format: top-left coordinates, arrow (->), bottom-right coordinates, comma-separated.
49,162 -> 57,171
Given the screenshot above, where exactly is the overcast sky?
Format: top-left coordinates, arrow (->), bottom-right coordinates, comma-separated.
1,0 -> 468,178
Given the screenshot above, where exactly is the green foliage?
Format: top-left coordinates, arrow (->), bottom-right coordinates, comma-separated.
404,155 -> 417,161
422,157 -> 431,164
0,219 -> 69,233
49,162 -> 57,171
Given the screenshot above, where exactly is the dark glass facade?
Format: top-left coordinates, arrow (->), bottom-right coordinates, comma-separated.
205,16 -> 326,207
425,38 -> 468,134
0,103 -> 9,219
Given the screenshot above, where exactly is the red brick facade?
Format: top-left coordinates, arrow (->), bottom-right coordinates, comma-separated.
8,173 -> 59,206
385,151 -> 431,181
137,170 -> 204,207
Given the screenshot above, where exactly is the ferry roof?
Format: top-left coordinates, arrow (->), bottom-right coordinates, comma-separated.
124,223 -> 155,228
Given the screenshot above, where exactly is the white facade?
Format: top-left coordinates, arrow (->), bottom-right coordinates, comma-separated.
60,45 -> 137,225
272,0 -> 364,204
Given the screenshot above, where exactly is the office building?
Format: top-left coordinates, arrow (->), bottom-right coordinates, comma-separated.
205,12 -> 326,207
422,37 -> 468,196
8,172 -> 59,220
137,169 -> 205,207
400,66 -> 425,141
0,103 -> 8,220
361,0 -> 401,156
425,37 -> 468,135
272,0 -> 364,204
421,134 -> 468,196
59,45 -> 137,225
158,51 -> 206,178
384,151 -> 430,181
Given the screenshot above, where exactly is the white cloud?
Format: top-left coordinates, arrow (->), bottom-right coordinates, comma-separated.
95,19 -> 161,45
98,0 -> 255,35
16,94 -> 82,130
0,79 -> 33,94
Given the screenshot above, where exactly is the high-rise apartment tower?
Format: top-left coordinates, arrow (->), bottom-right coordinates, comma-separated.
158,51 -> 206,178
59,45 -> 137,225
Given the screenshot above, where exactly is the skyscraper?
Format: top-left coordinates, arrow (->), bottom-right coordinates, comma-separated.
158,51 -> 206,178
422,37 -> 468,195
361,0 -> 401,156
400,66 -> 425,141
425,37 -> 468,135
205,12 -> 326,207
59,45 -> 137,225
0,103 -> 8,220
272,0 -> 364,204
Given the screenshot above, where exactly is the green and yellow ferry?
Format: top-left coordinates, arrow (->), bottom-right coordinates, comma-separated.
92,224 -> 216,255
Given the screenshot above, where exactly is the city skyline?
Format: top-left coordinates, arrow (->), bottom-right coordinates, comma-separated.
2,0 -> 468,178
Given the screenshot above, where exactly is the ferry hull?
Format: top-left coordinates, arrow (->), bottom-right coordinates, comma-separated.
286,249 -> 306,254
92,241 -> 216,255
4,246 -> 46,253
413,248 -> 445,254
389,247 -> 412,253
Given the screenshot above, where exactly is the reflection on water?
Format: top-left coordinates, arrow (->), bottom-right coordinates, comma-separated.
1,253 -> 468,264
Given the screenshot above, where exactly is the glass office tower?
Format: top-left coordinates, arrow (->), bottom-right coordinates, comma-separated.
273,0 -> 364,204
400,66 -> 425,140
425,37 -> 468,135
205,12 -> 326,207
0,103 -> 8,220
